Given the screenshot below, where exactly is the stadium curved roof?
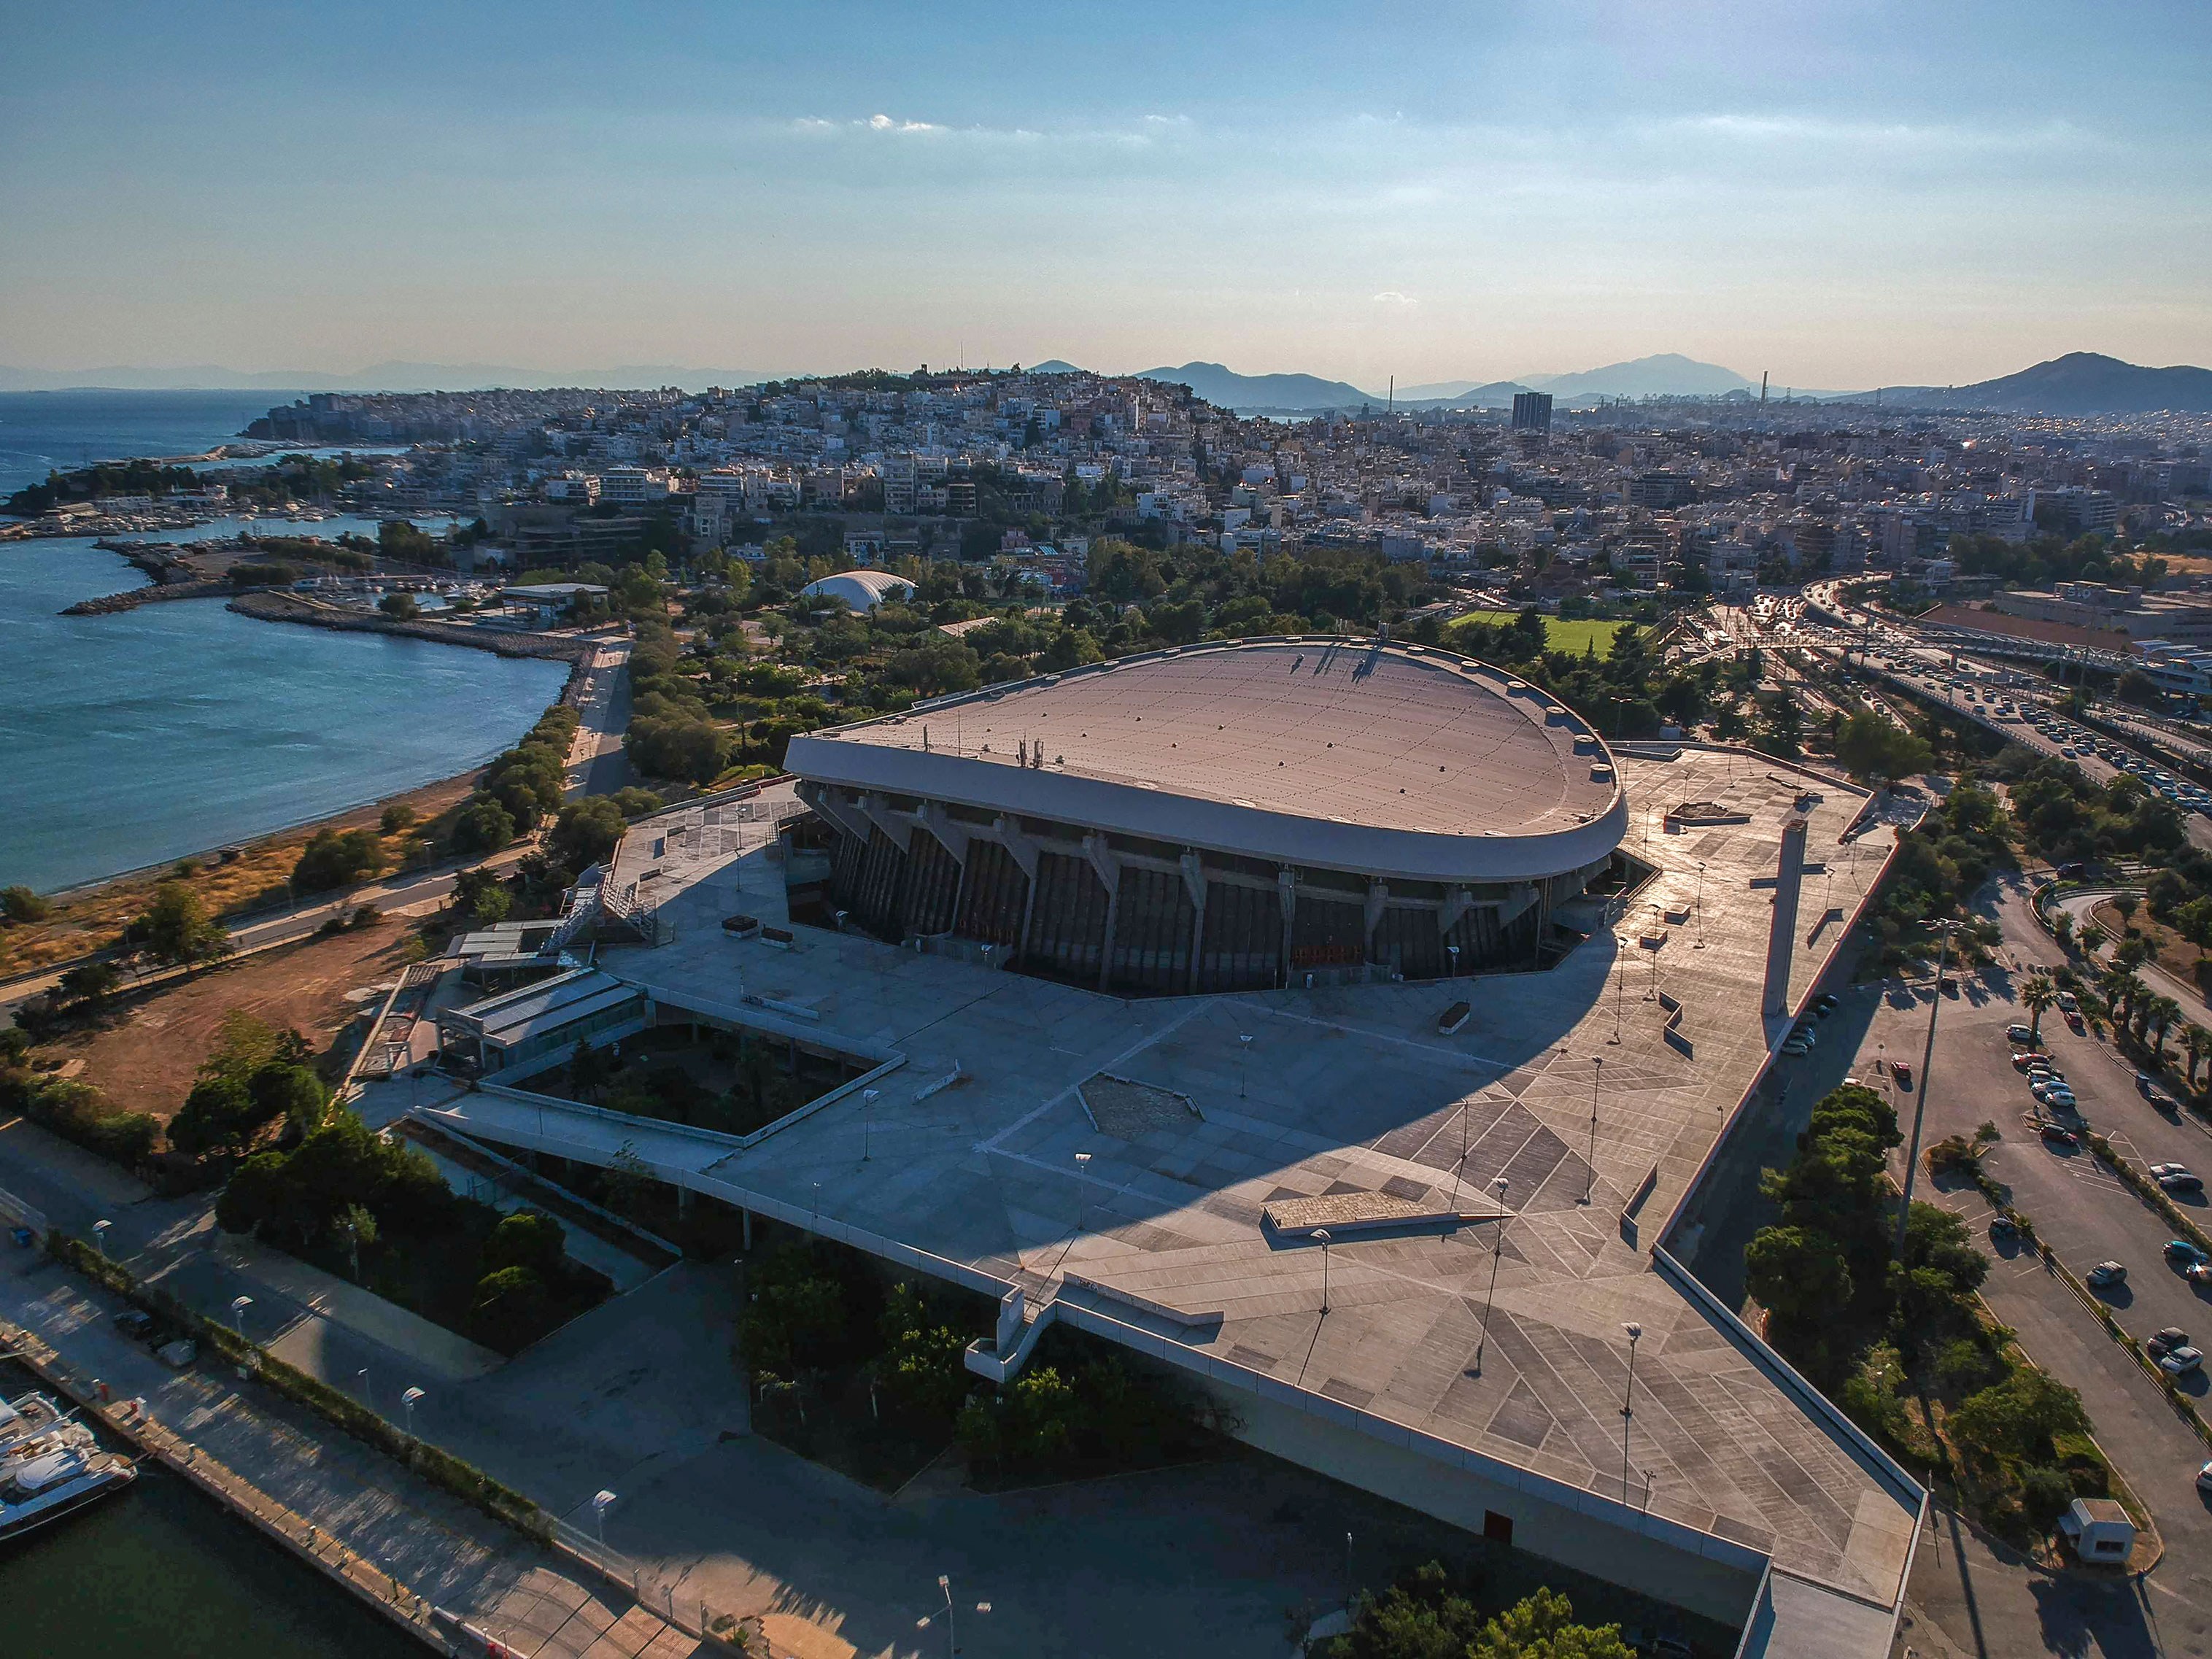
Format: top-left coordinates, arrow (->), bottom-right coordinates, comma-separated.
786,638 -> 1627,883
799,570 -> 916,612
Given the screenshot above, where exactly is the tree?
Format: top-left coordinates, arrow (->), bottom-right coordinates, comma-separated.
549,798 -> 627,870
292,827 -> 386,893
451,797 -> 518,855
2184,1025 -> 2208,1089
482,1209 -> 566,1279
1744,1225 -> 1855,1324
568,1039 -> 613,1102
1833,713 -> 1933,784
55,961 -> 120,1008
470,1265 -> 551,1349
168,1076 -> 257,1159
2176,897 -> 2212,962
379,803 -> 417,835
2113,892 -> 2140,932
1947,1367 -> 2089,1472
378,592 -> 419,621
2019,973 -> 2056,1043
129,881 -> 228,966
1470,1588 -> 1633,1659
1,885 -> 52,925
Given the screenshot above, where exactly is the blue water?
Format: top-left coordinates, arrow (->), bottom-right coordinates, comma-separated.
0,519 -> 565,893
0,390 -> 306,497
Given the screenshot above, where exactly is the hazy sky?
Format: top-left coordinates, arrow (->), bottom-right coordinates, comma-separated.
4,1 -> 2208,389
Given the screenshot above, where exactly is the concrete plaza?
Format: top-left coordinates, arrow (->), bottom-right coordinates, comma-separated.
412,748 -> 1922,1648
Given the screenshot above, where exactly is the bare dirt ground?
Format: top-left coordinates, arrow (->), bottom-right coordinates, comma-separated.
38,918 -> 420,1118
0,772 -> 477,981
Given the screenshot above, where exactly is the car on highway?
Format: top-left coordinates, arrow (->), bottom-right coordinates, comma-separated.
2088,1261 -> 2128,1288
2159,1345 -> 2205,1377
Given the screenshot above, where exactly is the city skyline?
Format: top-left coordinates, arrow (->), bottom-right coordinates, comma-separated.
5,1 -> 2210,391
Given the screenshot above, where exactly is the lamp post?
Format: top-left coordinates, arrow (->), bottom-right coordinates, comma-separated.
861,1087 -> 879,1162
1894,920 -> 1962,1261
1074,1151 -> 1092,1234
1584,1058 -> 1602,1204
229,1295 -> 252,1339
1314,1228 -> 1334,1315
915,1573 -> 989,1657
92,1219 -> 112,1254
592,1489 -> 616,1549
1693,862 -> 1706,949
1620,1321 -> 1643,1506
356,1366 -> 371,1404
1446,943 -> 1460,980
1238,1032 -> 1253,1098
1474,1177 -> 1509,1374
1611,936 -> 1626,1043
401,1386 -> 424,1436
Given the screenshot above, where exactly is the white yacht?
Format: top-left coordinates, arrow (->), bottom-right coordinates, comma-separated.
0,1391 -> 66,1450
0,1420 -> 136,1542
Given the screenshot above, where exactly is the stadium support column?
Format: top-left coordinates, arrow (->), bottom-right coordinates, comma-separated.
1182,853 -> 1209,994
1277,869 -> 1297,989
1762,813 -> 1809,1018
1084,834 -> 1121,991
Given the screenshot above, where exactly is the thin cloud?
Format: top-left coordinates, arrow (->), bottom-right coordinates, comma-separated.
1372,290 -> 1418,306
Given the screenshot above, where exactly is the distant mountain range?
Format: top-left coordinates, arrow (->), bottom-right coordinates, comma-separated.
1869,353 -> 2212,416
1121,354 -> 1760,412
0,361 -> 767,392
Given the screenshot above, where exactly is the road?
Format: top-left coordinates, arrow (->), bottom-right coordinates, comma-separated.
565,637 -> 633,799
1860,876 -> 2212,1658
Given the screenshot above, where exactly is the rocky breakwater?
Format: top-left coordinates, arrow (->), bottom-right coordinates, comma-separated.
228,589 -> 596,662
61,540 -> 235,614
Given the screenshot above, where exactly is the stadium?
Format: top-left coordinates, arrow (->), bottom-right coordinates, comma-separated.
782,637 -> 1633,993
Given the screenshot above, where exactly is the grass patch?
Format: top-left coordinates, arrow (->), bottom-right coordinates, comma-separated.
1445,611 -> 1635,660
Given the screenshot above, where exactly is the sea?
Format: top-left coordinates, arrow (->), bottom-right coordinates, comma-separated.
0,393 -> 568,894
0,1363 -> 422,1659
0,389 -> 313,497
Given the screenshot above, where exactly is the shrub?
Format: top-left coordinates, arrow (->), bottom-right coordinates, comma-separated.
470,1266 -> 552,1349
292,827 -> 385,894
2019,1465 -> 2076,1531
1,884 -> 52,924
482,1210 -> 566,1279
451,797 -> 518,855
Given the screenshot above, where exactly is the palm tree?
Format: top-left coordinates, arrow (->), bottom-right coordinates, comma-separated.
2081,924 -> 2108,957
2021,973 -> 2057,1043
2183,1024 -> 2208,1088
2097,966 -> 2135,1025
2151,996 -> 2181,1060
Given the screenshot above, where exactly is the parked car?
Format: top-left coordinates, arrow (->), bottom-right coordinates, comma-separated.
1989,1215 -> 2018,1242
2159,1345 -> 2205,1377
2191,1262 -> 2212,1287
1892,1061 -> 1914,1091
2006,1024 -> 2035,1045
2197,1461 -> 2212,1495
2041,1124 -> 2081,1148
2088,1261 -> 2128,1287
2159,1171 -> 2205,1194
2165,1240 -> 2208,1269
1812,993 -> 1841,1018
2151,1163 -> 2192,1180
2148,1327 -> 2189,1356
2057,991 -> 2080,1013
2012,1051 -> 2051,1072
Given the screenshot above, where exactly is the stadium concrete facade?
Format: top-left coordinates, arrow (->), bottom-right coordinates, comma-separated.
784,638 -> 1633,994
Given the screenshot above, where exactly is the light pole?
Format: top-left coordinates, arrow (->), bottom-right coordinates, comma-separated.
92,1219 -> 112,1254
861,1087 -> 879,1162
592,1489 -> 616,1549
1611,937 -> 1626,1043
1474,1176 -> 1509,1374
1620,1321 -> 1643,1505
1894,920 -> 1961,1261
401,1386 -> 424,1436
1074,1151 -> 1092,1234
357,1366 -> 371,1404
1584,1058 -> 1602,1204
1693,862 -> 1706,949
1314,1228 -> 1334,1315
1238,1032 -> 1253,1098
229,1294 -> 252,1339
1446,943 -> 1460,980
915,1574 -> 989,1657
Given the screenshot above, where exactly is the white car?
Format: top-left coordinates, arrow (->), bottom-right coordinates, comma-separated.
2087,1261 -> 2127,1288
2159,1345 -> 2204,1377
2199,1461 -> 2212,1494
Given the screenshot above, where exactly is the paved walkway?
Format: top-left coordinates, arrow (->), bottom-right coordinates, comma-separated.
0,1240 -> 705,1659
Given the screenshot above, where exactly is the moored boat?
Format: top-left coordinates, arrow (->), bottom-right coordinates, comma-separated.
0,1420 -> 136,1542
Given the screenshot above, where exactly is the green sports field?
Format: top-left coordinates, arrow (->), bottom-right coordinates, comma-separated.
1445,610 -> 1639,659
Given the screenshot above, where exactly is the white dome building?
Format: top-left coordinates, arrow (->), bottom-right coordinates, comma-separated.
798,570 -> 917,613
